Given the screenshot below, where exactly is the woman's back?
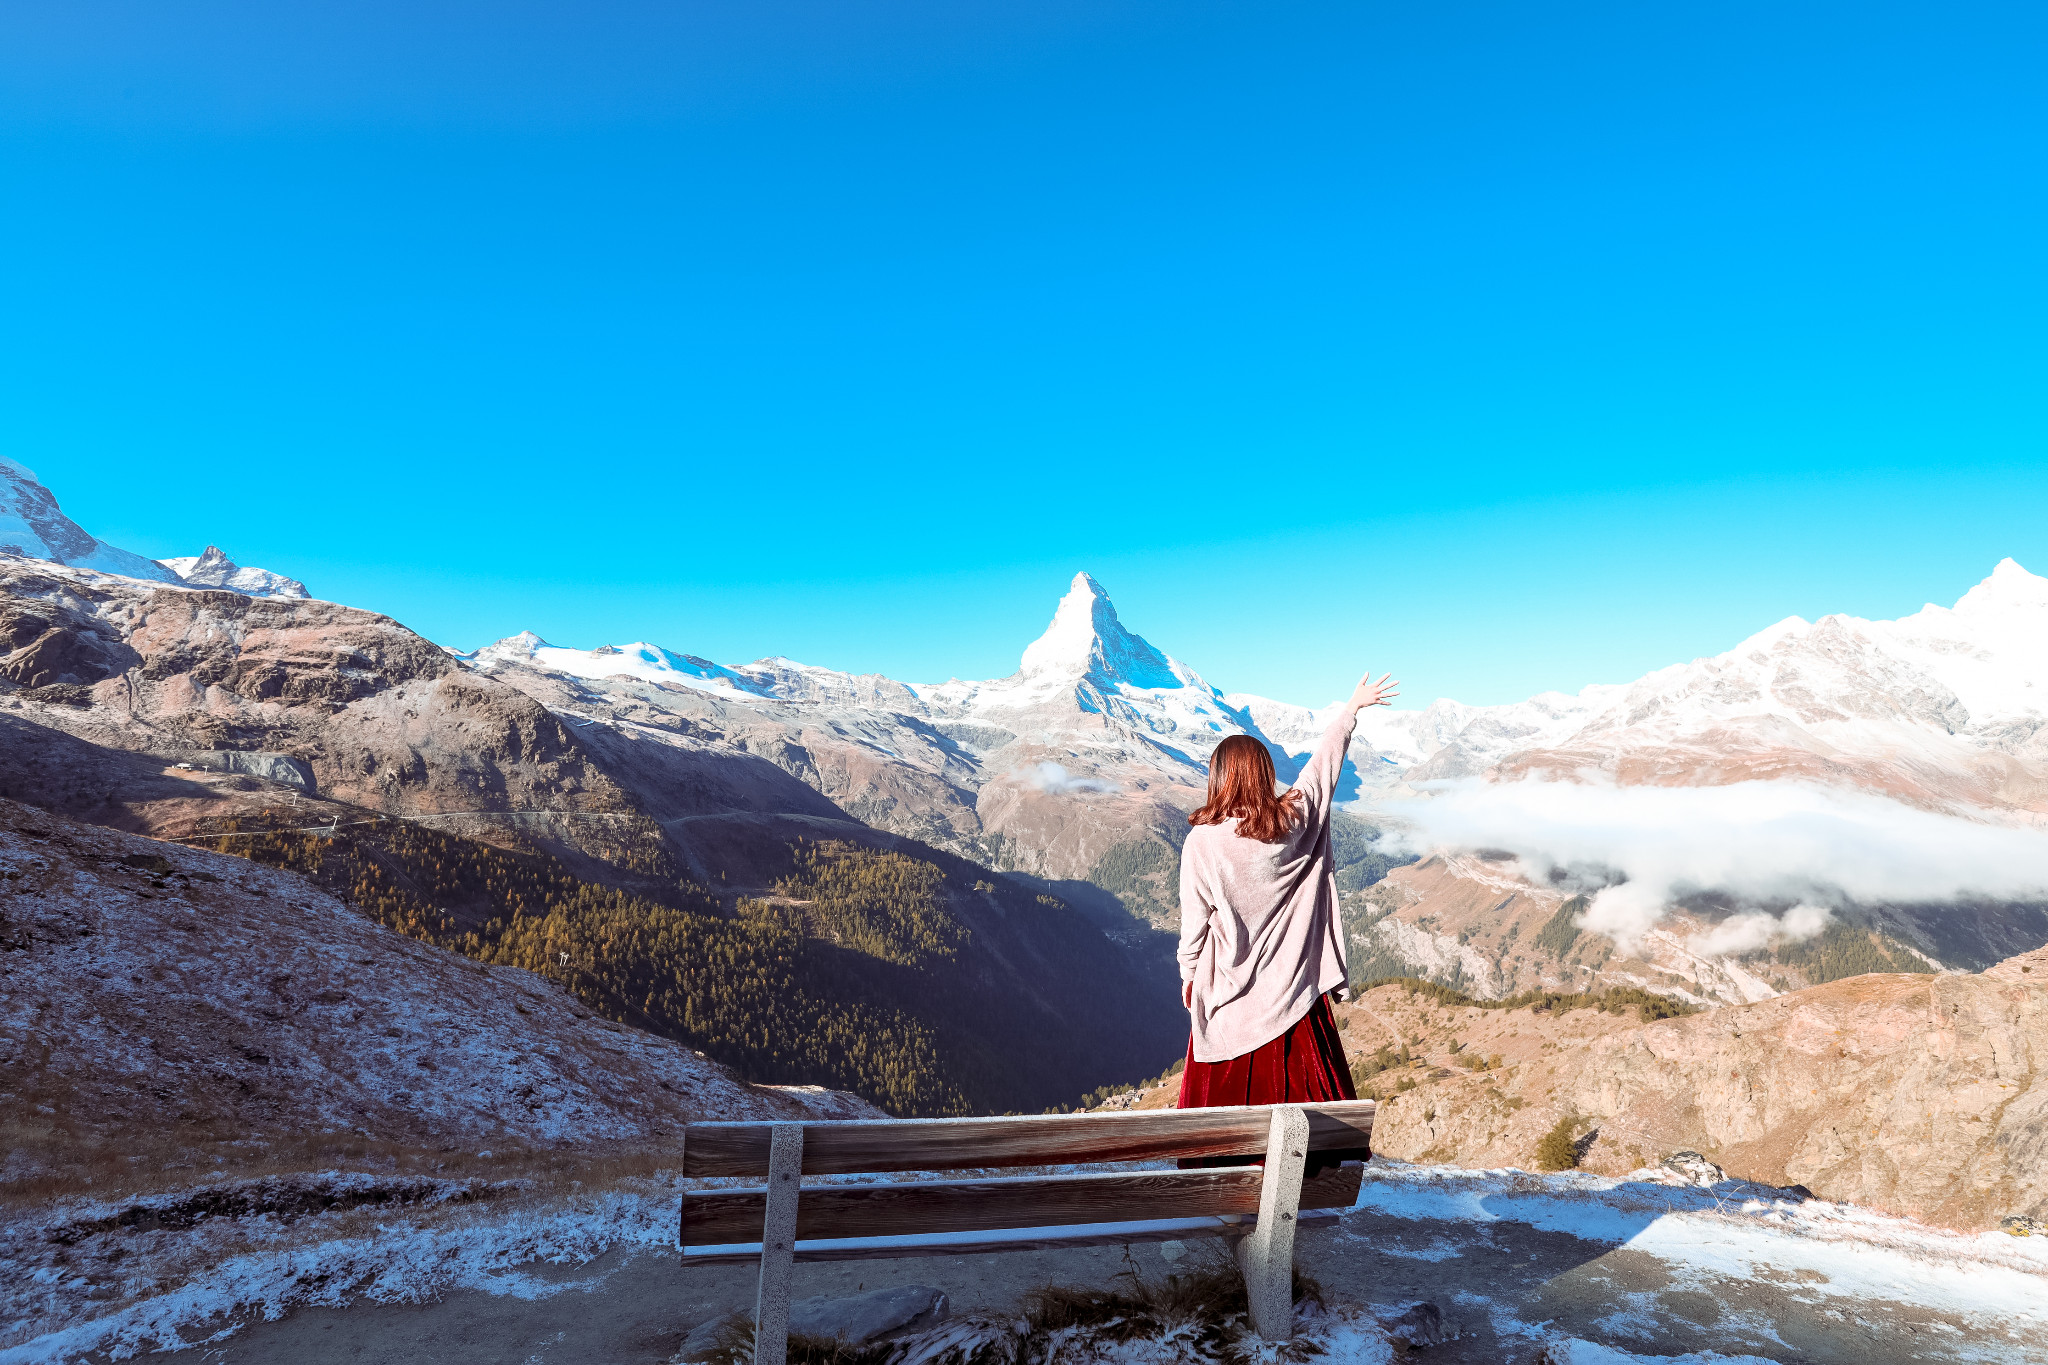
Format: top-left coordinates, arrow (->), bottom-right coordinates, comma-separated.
1175,709 -> 1358,1062
1173,669 -> 1397,1134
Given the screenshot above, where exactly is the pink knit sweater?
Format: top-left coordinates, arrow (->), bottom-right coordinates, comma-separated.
1176,711 -> 1356,1063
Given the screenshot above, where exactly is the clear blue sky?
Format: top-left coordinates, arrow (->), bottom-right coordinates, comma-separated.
2,2 -> 2043,707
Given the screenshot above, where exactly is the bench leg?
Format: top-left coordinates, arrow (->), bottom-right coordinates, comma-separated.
752,1123 -> 804,1365
1243,1104 -> 1308,1342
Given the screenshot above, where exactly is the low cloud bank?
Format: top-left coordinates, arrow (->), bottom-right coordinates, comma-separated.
1384,778 -> 2048,951
1020,761 -> 1120,795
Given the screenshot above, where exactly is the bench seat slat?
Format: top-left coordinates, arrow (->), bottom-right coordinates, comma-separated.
682,1101 -> 1374,1177
680,1164 -> 1363,1247
679,1208 -> 1350,1265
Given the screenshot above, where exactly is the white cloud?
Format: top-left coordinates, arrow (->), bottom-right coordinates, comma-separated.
1688,902 -> 1833,957
1019,761 -> 1120,795
1384,777 -> 2048,951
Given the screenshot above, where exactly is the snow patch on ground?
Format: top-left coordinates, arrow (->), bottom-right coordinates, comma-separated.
1350,1163 -> 2048,1330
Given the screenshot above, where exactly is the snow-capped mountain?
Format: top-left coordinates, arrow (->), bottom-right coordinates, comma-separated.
1,460 -> 311,599
478,558 -> 2048,824
1492,557 -> 2048,809
0,458 -> 181,584
911,571 -> 1256,764
1235,558 -> 2048,813
157,545 -> 310,599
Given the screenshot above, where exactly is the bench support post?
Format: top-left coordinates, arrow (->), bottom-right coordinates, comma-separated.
1243,1104 -> 1308,1342
753,1123 -> 804,1365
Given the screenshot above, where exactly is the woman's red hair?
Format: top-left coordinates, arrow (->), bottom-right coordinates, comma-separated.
1190,735 -> 1302,842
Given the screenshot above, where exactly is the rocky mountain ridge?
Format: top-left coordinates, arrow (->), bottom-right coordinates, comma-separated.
1102,958 -> 2048,1232
482,557 -> 2048,820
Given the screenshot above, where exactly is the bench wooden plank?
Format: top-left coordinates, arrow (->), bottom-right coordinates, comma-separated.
684,1211 -> 1359,1268
680,1164 -> 1363,1247
679,1208 -> 1351,1265
681,1101 -> 1374,1177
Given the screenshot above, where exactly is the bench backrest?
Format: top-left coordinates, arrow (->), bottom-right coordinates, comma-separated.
682,1100 -> 1373,1177
679,1100 -> 1374,1248
681,1100 -> 1377,1360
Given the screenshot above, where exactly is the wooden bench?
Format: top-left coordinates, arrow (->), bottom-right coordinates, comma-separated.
679,1099 -> 1374,1362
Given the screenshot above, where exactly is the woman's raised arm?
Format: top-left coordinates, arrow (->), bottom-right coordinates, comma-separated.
1289,669 -> 1401,823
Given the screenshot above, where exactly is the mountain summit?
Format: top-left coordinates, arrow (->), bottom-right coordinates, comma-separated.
1018,571 -> 1183,690
1951,556 -> 2048,617
158,546 -> 311,600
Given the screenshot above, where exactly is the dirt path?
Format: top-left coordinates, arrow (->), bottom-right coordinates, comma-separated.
196,1207 -> 2039,1364
1355,1001 -> 1408,1051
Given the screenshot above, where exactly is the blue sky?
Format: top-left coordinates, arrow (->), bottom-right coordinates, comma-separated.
1,2 -> 2043,708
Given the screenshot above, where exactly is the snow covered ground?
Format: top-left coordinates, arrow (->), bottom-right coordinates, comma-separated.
0,1173 -> 689,1364
6,1162 -> 2042,1363
1343,1162 -> 2048,1362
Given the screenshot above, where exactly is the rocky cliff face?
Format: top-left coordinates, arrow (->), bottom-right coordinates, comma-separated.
1367,957 -> 2048,1231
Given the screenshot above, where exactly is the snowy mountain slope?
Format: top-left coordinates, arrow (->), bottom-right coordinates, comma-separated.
1488,557 -> 2048,812
0,458 -> 180,584
157,544 -> 310,599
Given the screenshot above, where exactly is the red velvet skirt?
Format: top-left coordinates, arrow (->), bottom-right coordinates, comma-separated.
1176,994 -> 1369,1172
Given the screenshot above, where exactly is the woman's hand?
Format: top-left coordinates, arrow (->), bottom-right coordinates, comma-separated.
1347,670 -> 1401,712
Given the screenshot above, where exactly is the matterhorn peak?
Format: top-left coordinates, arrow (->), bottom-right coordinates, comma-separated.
1018,572 -> 1185,691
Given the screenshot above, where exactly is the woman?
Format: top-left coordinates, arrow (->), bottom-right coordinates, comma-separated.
1176,668 -> 1399,1161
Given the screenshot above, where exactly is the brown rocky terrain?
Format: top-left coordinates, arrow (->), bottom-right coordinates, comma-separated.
0,560 -> 718,865
1354,966 -> 2047,1231
0,559 -> 907,885
0,797 -> 874,1201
